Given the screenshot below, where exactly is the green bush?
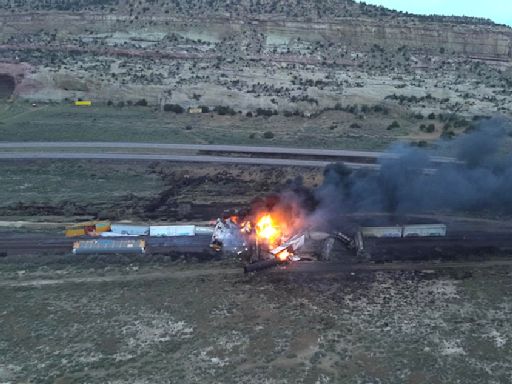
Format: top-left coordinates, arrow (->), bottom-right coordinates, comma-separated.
263,131 -> 275,139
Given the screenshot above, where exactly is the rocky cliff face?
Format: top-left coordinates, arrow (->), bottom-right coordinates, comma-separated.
0,1 -> 510,116
1,10 -> 511,59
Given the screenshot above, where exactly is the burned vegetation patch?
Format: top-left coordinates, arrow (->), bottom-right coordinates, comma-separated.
141,163 -> 320,221
0,73 -> 15,98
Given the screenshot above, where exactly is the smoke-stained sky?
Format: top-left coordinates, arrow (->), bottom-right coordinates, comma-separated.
359,0 -> 512,27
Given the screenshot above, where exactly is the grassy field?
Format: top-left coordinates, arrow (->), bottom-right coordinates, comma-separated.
0,102 -> 419,150
0,160 -> 165,223
1,262 -> 512,383
0,161 -> 162,206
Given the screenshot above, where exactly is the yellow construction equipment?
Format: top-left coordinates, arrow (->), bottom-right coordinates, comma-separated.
74,100 -> 92,106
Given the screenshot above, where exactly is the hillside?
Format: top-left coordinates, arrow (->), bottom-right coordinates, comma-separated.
0,0 -> 511,145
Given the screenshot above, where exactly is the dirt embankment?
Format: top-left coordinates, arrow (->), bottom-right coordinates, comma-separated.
0,161 -> 321,223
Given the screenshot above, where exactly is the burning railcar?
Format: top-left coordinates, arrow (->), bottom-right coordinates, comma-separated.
210,203 -> 310,272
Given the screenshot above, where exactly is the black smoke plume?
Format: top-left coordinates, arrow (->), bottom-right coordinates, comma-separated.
313,118 -> 512,219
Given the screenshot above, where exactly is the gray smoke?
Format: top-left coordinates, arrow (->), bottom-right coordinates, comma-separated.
313,118 -> 512,218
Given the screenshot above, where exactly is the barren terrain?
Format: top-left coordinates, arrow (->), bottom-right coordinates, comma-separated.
2,261 -> 512,383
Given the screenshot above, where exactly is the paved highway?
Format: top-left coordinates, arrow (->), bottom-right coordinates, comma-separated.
0,141 -> 392,157
0,141 -> 457,163
0,151 -> 380,169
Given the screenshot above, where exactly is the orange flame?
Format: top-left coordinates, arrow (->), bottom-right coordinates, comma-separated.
275,249 -> 291,262
255,214 -> 281,247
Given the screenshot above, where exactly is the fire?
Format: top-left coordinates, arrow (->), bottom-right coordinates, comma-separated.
240,220 -> 252,234
275,249 -> 291,262
255,214 -> 281,247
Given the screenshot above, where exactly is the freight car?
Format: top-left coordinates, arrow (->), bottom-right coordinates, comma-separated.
149,225 -> 196,237
72,239 -> 146,254
110,224 -> 150,236
65,221 -> 111,237
360,224 -> 447,238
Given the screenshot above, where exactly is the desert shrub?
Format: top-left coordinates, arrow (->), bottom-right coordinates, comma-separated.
214,105 -> 236,116
441,130 -> 455,139
164,104 -> 184,113
263,131 -> 275,139
387,121 -> 400,130
453,118 -> 469,128
256,108 -> 275,117
411,140 -> 428,147
420,123 -> 435,133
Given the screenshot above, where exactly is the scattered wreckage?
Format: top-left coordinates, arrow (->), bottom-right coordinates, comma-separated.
210,213 -> 357,273
210,212 -> 449,273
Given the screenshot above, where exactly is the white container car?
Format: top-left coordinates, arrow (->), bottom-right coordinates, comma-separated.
149,225 -> 196,237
